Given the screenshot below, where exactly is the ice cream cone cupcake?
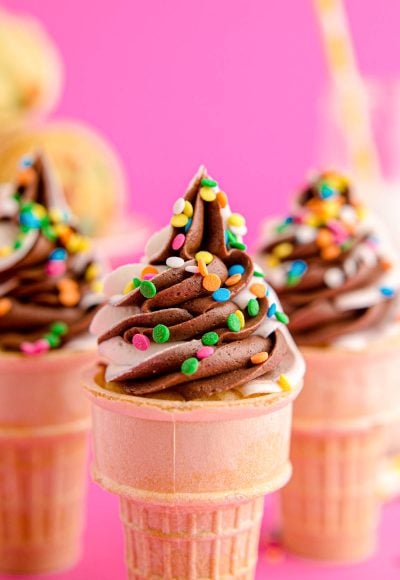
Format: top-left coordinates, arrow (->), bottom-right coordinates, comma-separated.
0,153 -> 104,573
0,8 -> 62,135
257,170 -> 400,562
85,167 -> 305,579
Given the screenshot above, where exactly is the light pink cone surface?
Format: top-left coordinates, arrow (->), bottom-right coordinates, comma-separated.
85,371 -> 303,579
0,349 -> 95,574
281,339 -> 400,563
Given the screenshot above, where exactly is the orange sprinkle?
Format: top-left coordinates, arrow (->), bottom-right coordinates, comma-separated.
217,191 -> 228,208
203,273 -> 221,292
17,167 -> 36,187
321,245 -> 341,261
60,290 -> 80,307
316,229 -> 334,248
0,297 -> 12,317
58,278 -> 78,291
381,260 -> 393,272
141,265 -> 158,278
251,351 -> 269,365
198,258 -> 208,277
249,283 -> 265,299
225,273 -> 242,286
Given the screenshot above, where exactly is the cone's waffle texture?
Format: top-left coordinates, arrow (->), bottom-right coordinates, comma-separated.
281,427 -> 384,562
281,340 -> 400,562
120,497 -> 263,580
85,372 -> 303,579
0,350 -> 95,574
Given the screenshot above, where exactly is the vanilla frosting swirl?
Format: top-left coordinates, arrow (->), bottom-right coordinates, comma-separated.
91,167 -> 304,400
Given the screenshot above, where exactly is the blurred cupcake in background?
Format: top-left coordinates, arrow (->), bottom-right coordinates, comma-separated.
0,152 -> 103,574
0,8 -> 62,135
257,170 -> 400,562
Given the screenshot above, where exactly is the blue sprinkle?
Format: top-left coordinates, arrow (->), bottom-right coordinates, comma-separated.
290,260 -> 308,276
285,216 -> 294,224
380,286 -> 395,298
228,264 -> 245,276
267,303 -> 277,318
20,156 -> 33,168
319,183 -> 336,199
20,213 -> 41,229
224,230 -> 229,246
184,218 -> 192,233
212,288 -> 231,302
50,248 -> 67,261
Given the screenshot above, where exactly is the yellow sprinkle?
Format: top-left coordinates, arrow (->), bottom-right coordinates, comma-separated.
235,309 -> 245,329
77,237 -> 91,252
266,255 -> 279,268
228,213 -> 245,227
199,187 -> 217,202
305,215 -> 321,228
195,251 -> 213,265
32,204 -> 46,220
171,213 -> 189,228
273,243 -> 293,259
91,280 -> 104,294
278,374 -> 292,391
49,208 -> 64,223
355,204 -> 367,220
0,246 -> 12,257
54,224 -> 70,237
66,234 -> 82,253
85,263 -> 100,282
183,200 -> 193,217
123,281 -> 134,294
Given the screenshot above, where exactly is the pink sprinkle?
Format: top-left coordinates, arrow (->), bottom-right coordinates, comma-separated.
45,260 -> 66,277
20,342 -> 38,355
197,346 -> 215,360
35,339 -> 50,354
172,233 -> 185,251
132,334 -> 151,351
143,273 -> 155,280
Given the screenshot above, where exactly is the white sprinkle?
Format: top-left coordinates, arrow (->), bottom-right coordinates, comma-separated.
172,197 -> 185,215
166,256 -> 185,268
344,258 -> 357,277
295,225 -> 316,244
185,265 -> 199,274
355,244 -> 378,268
229,224 -> 248,237
340,205 -> 357,224
324,267 -> 345,288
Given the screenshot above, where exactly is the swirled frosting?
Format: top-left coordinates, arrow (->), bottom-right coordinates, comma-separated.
0,153 -> 103,353
258,171 -> 400,348
91,167 -> 304,401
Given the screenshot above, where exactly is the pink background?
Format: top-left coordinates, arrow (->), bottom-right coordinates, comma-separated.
2,1 -> 400,579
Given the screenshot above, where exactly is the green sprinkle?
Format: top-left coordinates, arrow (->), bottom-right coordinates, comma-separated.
253,270 -> 264,278
44,333 -> 61,348
227,312 -> 241,332
340,239 -> 353,252
247,298 -> 259,317
226,230 -> 237,245
201,331 -> 219,346
287,273 -> 301,287
13,239 -> 23,249
230,240 -> 247,251
140,280 -> 157,298
276,222 -> 289,234
12,191 -> 21,201
152,324 -> 170,343
133,277 -> 141,288
181,357 -> 199,375
50,321 -> 68,336
275,311 -> 290,324
42,225 -> 57,242
201,178 -> 217,188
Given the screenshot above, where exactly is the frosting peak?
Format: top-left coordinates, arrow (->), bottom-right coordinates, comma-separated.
0,153 -> 103,353
259,171 -> 400,347
92,167 -> 304,400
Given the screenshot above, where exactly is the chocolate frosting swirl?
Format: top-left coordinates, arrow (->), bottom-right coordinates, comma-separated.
0,153 -> 103,352
92,167 -> 303,400
259,171 -> 400,346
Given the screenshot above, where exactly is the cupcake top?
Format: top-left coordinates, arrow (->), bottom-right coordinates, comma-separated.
91,167 -> 304,401
0,153 -> 104,354
258,171 -> 400,348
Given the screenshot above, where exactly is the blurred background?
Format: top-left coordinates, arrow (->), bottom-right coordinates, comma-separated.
1,1 -> 400,578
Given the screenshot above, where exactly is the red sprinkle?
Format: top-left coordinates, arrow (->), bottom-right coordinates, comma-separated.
197,346 -> 214,359
132,334 -> 151,351
172,233 -> 185,250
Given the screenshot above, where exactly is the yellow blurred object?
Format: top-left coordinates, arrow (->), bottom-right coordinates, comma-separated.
0,8 -> 62,133
0,121 -> 126,236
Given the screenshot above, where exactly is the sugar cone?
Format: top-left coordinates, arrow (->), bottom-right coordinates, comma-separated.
85,372 -> 303,579
0,349 -> 95,574
281,337 -> 400,562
